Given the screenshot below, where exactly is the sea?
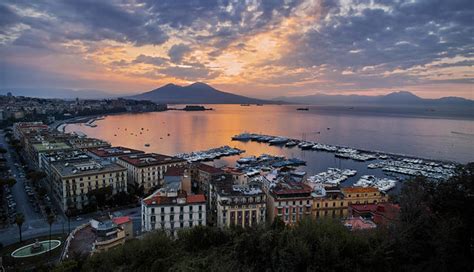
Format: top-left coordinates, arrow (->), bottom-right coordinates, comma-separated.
65,104 -> 474,194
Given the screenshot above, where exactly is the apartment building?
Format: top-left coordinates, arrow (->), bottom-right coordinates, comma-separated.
312,186 -> 348,219
266,182 -> 313,225
209,180 -> 266,228
141,189 -> 206,236
118,153 -> 187,193
50,158 -> 127,212
341,187 -> 388,205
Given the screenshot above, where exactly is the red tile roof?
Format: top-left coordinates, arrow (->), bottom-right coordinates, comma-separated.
186,194 -> 206,203
143,192 -> 205,206
271,182 -> 312,196
165,166 -> 187,176
112,216 -> 131,225
342,187 -> 380,194
196,163 -> 224,174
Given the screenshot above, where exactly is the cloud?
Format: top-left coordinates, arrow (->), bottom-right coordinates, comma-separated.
168,44 -> 191,63
0,0 -> 472,98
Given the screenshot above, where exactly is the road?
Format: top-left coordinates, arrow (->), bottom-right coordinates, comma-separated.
0,131 -> 142,247
1,132 -> 44,225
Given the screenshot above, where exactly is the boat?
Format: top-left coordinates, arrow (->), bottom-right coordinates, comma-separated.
232,133 -> 253,141
144,144 -> 150,147
269,137 -> 289,145
285,141 -> 297,147
237,156 -> 256,164
299,142 -> 314,150
342,169 -> 357,176
297,108 -> 309,111
240,104 -> 250,106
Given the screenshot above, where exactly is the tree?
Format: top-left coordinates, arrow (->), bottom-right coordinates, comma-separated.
26,171 -> 47,184
47,213 -> 55,257
15,213 -> 25,242
0,147 -> 7,154
0,178 -> 16,187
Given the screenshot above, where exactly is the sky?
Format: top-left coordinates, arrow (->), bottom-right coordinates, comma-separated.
0,0 -> 473,99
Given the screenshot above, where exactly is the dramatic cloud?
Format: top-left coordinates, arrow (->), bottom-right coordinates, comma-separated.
0,0 -> 472,98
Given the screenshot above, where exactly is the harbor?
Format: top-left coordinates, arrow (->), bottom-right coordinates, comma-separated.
231,133 -> 458,181
175,146 -> 244,162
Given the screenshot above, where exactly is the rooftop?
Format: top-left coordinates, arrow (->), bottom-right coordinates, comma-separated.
342,187 -> 380,194
143,189 -> 205,206
196,163 -> 224,174
112,216 -> 131,225
214,180 -> 264,196
119,153 -> 186,167
89,146 -> 144,158
42,150 -> 90,163
343,216 -> 377,230
51,158 -> 126,177
164,166 -> 188,177
270,182 -> 312,197
33,141 -> 72,152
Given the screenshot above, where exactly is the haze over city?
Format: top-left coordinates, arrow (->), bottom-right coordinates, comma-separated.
1,0 -> 473,99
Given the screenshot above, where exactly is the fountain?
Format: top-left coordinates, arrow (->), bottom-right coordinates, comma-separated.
11,240 -> 61,258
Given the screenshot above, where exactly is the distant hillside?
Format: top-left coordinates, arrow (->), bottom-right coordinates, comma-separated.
0,88 -> 122,99
274,91 -> 474,106
130,82 -> 270,104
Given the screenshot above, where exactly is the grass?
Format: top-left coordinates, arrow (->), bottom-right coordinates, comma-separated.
0,234 -> 67,271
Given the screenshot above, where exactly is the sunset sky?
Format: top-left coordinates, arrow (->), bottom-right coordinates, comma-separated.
0,0 -> 473,99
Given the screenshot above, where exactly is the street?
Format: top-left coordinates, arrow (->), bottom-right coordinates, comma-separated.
0,131 -> 142,246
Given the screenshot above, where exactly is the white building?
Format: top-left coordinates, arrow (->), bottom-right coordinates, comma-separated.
141,189 -> 206,236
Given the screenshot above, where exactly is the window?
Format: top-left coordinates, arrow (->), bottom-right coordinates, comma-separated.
161,207 -> 165,213
151,208 -> 155,214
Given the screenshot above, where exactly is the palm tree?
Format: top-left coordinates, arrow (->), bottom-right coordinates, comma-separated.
15,213 -> 25,242
47,213 -> 55,257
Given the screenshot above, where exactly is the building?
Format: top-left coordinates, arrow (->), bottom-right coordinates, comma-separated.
209,180 -> 266,228
192,163 -> 225,194
30,141 -> 73,166
349,203 -> 400,226
163,166 -> 192,193
112,216 -> 134,240
341,187 -> 387,205
118,153 -> 187,193
50,158 -> 127,211
222,167 -> 248,185
312,186 -> 348,219
90,217 -> 127,253
266,182 -> 313,225
39,150 -> 90,177
87,146 -> 144,162
68,137 -> 110,150
13,122 -> 48,141
141,189 -> 206,236
343,216 -> 377,231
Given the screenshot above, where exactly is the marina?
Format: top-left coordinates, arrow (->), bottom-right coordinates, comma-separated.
175,146 -> 244,162
306,168 -> 357,187
232,133 -> 459,181
354,175 -> 397,192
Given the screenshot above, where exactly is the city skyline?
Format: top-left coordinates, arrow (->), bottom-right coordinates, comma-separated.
1,0 -> 473,99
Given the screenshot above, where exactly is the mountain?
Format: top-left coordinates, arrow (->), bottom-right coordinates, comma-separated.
130,82 -> 270,104
274,91 -> 473,106
0,88 -> 123,99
